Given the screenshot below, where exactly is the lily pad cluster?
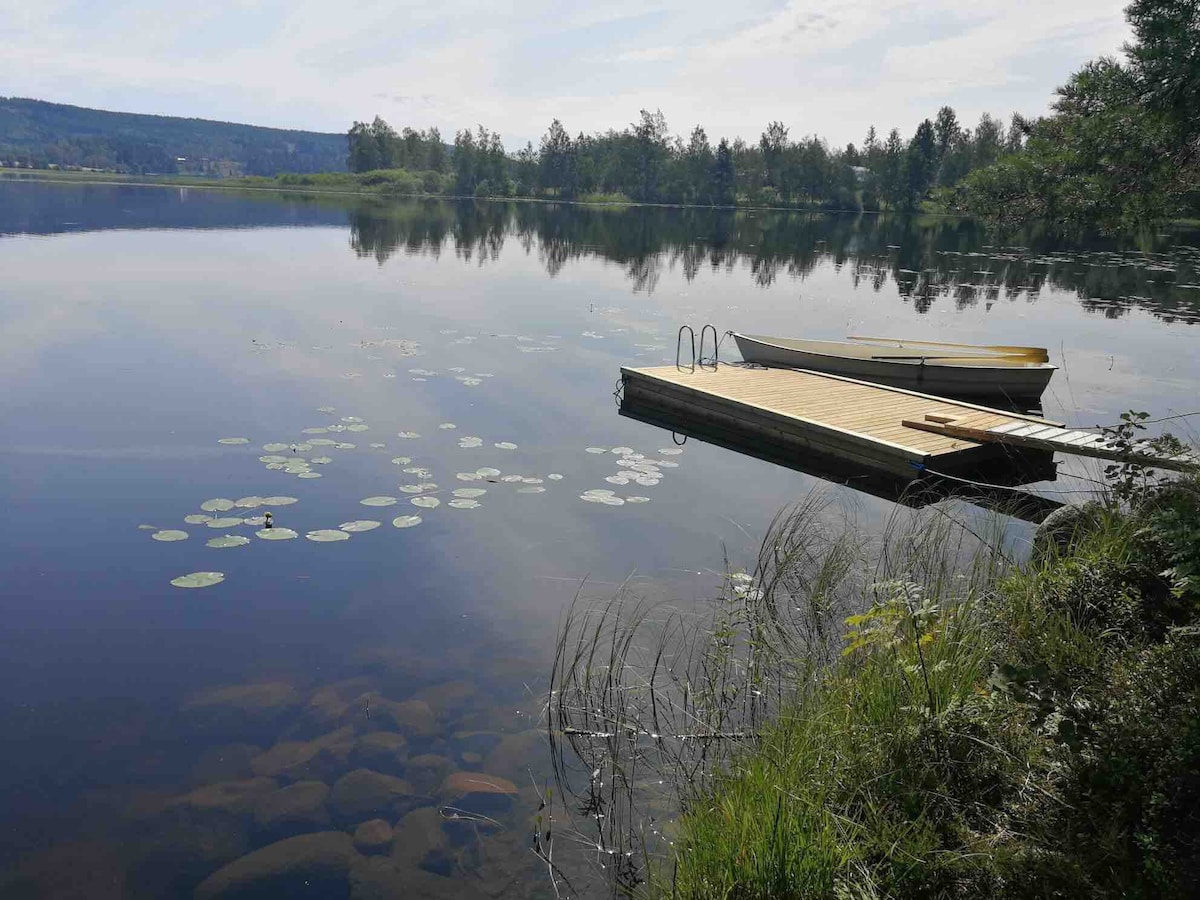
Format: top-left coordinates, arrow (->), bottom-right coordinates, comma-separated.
578,445 -> 684,506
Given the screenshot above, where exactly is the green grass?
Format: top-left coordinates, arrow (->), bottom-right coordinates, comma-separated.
657,481 -> 1200,899
549,476 -> 1200,899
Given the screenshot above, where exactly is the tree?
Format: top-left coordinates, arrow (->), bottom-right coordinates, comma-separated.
427,127 -> 446,173
880,128 -> 905,208
933,106 -> 959,164
453,128 -> 476,194
538,119 -> 574,196
347,121 -> 379,173
1125,0 -> 1200,133
684,125 -> 713,203
759,121 -> 789,190
710,138 -> 736,205
904,119 -> 938,208
626,109 -> 670,202
516,141 -> 537,195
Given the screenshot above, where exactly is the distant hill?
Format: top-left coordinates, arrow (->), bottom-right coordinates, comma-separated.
0,98 -> 347,176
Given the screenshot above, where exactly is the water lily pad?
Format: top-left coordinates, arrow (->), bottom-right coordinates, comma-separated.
397,432 -> 420,439
611,447 -> 634,455
654,460 -> 679,468
308,438 -> 337,446
438,423 -> 457,430
453,488 -> 487,498
402,466 -> 431,477
606,475 -> 631,485
448,498 -> 481,509
391,515 -> 423,528
297,472 -> 323,479
494,441 -> 518,450
456,472 -> 482,482
265,463 -> 285,470
171,571 -> 225,588
317,406 -> 336,413
398,485 -> 426,493
261,496 -> 298,506
184,514 -> 212,525
600,496 -> 626,505
307,456 -> 330,464
585,447 -> 607,454
334,443 -> 355,450
256,527 -> 298,540
457,436 -> 483,448
327,425 -> 346,433
360,496 -> 398,507
302,427 -> 328,434
626,496 -> 651,503
200,498 -> 235,513
206,517 -> 245,528
521,477 -> 543,484
391,457 -> 413,466
518,486 -> 546,494
293,443 -> 313,451
548,474 -> 564,481
243,515 -> 268,526
448,366 -> 466,373
369,442 -> 386,449
457,377 -> 482,386
235,496 -> 264,508
341,416 -> 364,423
218,437 -> 250,445
262,443 -> 290,452
347,424 -> 369,432
410,496 -> 440,509
476,467 -> 501,478
306,529 -> 350,542
339,520 -> 382,532
500,474 -> 524,483
151,529 -> 189,542
657,448 -> 683,455
207,535 -> 251,548
260,455 -> 289,463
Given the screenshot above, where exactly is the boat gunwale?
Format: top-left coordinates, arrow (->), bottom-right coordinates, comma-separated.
733,333 -> 1058,372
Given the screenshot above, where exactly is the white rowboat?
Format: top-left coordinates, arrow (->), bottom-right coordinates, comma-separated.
731,333 -> 1056,401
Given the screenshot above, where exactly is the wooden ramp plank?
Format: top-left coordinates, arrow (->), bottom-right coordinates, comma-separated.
899,413 -> 1199,473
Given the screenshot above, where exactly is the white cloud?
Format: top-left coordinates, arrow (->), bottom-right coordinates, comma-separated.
0,0 -> 1133,148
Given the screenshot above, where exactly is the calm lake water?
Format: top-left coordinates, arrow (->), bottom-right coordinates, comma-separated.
1,180 -> 1199,898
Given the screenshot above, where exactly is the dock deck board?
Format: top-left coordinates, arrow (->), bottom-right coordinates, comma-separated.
620,364 -> 1059,477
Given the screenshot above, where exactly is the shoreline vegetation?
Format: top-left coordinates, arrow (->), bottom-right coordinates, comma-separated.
549,443 -> 1200,898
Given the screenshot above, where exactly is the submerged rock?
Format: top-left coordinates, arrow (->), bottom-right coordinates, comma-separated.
404,754 -> 451,794
189,744 -> 262,786
482,730 -> 545,780
184,682 -> 300,736
172,777 -> 276,816
250,727 -> 355,781
253,780 -> 331,835
194,831 -> 358,900
353,819 -> 393,855
389,806 -> 447,868
329,769 -> 419,824
439,772 -> 518,820
1031,500 -> 1106,560
367,696 -> 437,739
352,731 -> 409,775
412,680 -> 477,716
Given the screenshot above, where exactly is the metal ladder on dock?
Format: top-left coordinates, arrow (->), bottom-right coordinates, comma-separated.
676,324 -> 720,372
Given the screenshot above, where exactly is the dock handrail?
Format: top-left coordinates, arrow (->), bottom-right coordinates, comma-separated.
699,324 -> 719,370
676,325 -> 696,373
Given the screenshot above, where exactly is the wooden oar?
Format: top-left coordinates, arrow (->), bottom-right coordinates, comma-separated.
848,335 -> 1049,362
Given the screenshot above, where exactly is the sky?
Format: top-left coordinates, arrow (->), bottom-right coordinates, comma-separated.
0,0 -> 1133,149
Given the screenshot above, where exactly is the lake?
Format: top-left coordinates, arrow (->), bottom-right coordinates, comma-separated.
1,180 -> 1198,898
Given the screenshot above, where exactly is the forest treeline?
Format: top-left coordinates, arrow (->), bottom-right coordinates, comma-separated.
0,98 -> 347,175
346,107 -> 1022,212
346,1 -> 1199,229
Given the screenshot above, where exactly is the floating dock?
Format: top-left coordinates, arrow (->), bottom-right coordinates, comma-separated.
620,365 -> 1059,479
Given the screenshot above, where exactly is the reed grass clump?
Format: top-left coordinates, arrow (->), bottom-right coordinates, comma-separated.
549,475 -> 1200,899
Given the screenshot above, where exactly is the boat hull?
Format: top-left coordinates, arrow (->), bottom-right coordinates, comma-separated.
733,334 -> 1055,401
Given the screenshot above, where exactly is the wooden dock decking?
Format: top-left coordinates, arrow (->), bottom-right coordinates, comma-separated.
620,364 -> 1060,478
